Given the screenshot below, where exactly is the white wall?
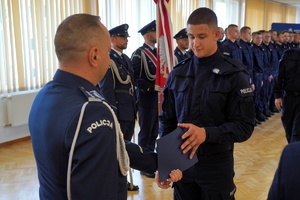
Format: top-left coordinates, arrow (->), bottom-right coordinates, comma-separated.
0,94 -> 30,144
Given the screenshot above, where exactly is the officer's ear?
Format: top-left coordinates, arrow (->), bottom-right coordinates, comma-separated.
88,47 -> 100,67
214,29 -> 221,41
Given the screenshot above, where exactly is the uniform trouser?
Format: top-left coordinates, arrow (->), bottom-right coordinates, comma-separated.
119,120 -> 135,141
268,78 -> 276,111
281,94 -> 300,143
253,75 -> 263,116
173,150 -> 235,200
137,106 -> 158,151
260,77 -> 269,114
117,172 -> 127,200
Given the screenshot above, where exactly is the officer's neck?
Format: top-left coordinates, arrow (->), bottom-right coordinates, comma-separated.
197,50 -> 221,65
112,45 -> 123,54
228,38 -> 236,43
112,48 -> 123,56
145,42 -> 156,50
177,46 -> 187,53
240,38 -> 249,43
263,41 -> 269,46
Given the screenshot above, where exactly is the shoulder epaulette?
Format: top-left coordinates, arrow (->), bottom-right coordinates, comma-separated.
174,56 -> 192,69
78,86 -> 105,101
213,56 -> 248,75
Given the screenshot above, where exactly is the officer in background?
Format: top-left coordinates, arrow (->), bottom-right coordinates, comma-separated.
100,24 -> 137,142
173,28 -> 190,65
131,20 -> 158,178
28,14 -> 181,200
220,24 -> 243,63
274,49 -> 300,143
282,30 -> 290,50
251,31 -> 267,122
221,27 -> 228,45
275,31 -> 285,59
268,29 -> 280,113
260,31 -> 275,118
99,24 -> 139,191
217,26 -> 225,48
291,32 -> 300,50
288,31 -> 295,49
159,7 -> 254,199
238,26 -> 254,91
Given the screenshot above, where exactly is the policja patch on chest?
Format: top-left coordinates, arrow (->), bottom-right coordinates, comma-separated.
85,119 -> 114,135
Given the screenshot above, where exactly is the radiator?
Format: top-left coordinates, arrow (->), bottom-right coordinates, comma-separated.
2,90 -> 39,127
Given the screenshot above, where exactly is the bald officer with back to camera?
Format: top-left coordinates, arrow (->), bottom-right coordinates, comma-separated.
159,8 -> 254,200
28,14 -> 182,200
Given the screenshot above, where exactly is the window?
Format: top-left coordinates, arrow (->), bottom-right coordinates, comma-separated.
0,0 -> 83,94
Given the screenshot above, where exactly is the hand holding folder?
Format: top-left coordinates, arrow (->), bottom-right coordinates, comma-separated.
157,126 -> 198,182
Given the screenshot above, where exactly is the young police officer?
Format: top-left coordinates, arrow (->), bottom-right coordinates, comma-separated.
29,14 -> 181,200
159,8 -> 255,199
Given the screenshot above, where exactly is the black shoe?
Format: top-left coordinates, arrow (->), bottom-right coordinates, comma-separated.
255,118 -> 262,125
256,115 -> 267,122
267,110 -> 274,116
140,171 -> 155,178
263,112 -> 272,117
127,182 -> 139,191
270,108 -> 280,113
261,114 -> 269,120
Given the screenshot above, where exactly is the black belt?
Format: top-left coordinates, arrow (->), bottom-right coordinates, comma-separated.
254,72 -> 263,76
285,91 -> 300,97
114,88 -> 133,95
197,143 -> 232,155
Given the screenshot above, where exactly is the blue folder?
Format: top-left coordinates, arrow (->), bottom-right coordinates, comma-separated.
157,126 -> 198,182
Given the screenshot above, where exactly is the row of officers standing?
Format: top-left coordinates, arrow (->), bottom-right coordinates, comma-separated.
218,25 -> 300,127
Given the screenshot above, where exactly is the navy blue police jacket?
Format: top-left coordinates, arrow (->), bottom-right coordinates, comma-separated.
273,49 -> 300,99
159,50 -> 255,147
174,47 -> 190,63
251,43 -> 265,74
238,39 -> 254,82
28,69 -> 157,200
220,39 -> 243,63
267,43 -> 280,77
131,43 -> 158,108
275,43 -> 285,60
267,142 -> 300,200
261,43 -> 273,80
100,49 -> 137,122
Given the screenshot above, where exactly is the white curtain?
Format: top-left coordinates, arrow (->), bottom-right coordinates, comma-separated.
97,0 -> 156,56
0,0 -> 83,94
213,0 -> 245,29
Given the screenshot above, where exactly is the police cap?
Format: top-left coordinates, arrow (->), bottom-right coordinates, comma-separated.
109,24 -> 130,37
173,28 -> 187,40
138,20 -> 156,35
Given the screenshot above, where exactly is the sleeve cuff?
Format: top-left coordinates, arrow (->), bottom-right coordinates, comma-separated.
203,127 -> 220,143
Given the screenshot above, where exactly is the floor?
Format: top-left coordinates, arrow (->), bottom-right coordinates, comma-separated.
0,113 -> 288,200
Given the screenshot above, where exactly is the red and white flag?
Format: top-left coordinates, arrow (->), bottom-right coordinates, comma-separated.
154,0 -> 174,102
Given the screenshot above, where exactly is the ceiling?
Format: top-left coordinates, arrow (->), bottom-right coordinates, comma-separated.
270,0 -> 300,7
